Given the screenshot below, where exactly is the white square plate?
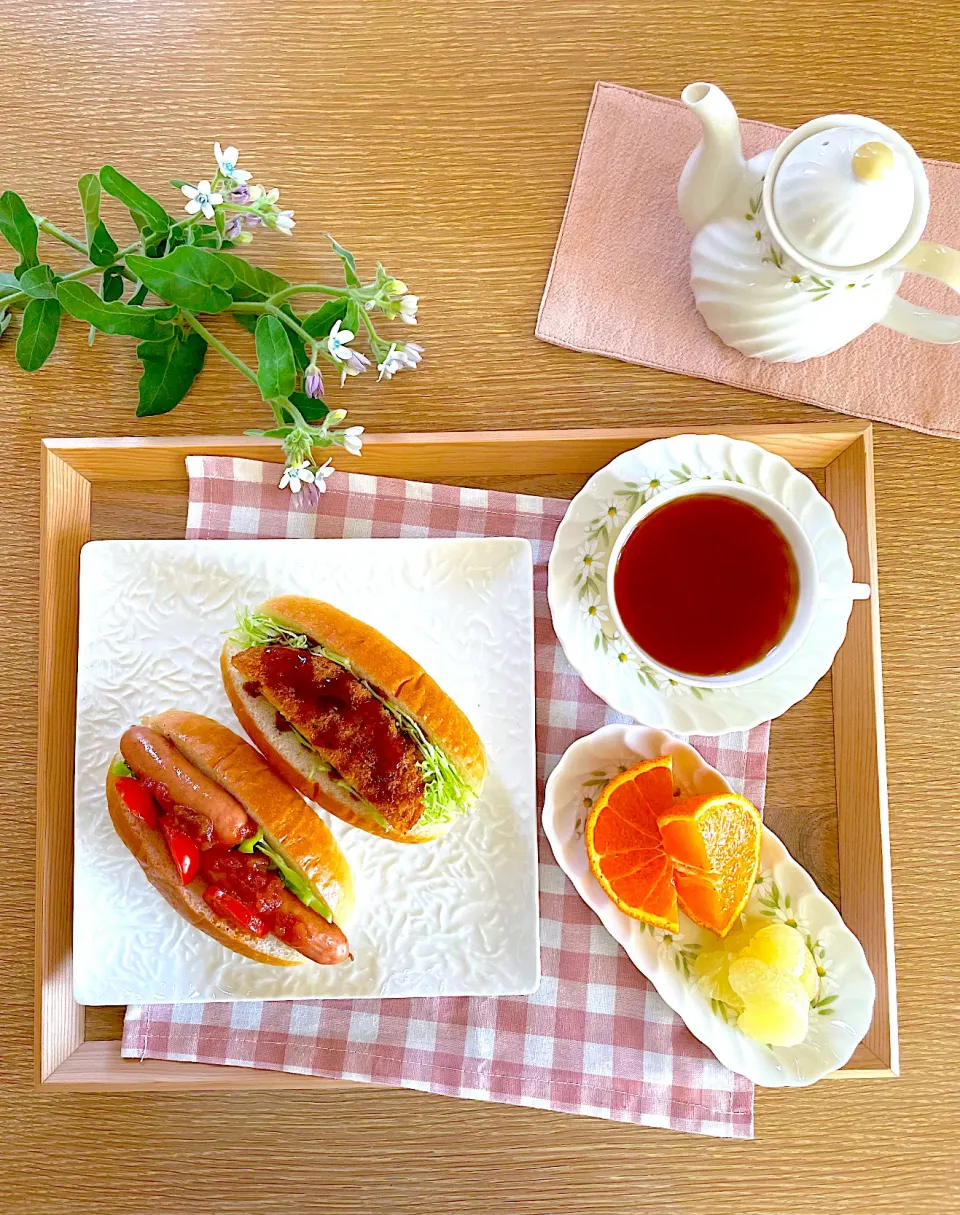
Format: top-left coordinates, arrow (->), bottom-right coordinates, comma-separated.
73,537 -> 539,1004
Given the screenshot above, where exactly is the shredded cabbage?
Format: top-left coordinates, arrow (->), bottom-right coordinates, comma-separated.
237,825 -> 333,922
231,609 -> 478,827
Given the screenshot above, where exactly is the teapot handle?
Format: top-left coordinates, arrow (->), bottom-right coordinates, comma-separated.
880,241 -> 960,343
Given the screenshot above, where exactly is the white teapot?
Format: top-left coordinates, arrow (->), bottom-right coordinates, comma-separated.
678,82 -> 960,361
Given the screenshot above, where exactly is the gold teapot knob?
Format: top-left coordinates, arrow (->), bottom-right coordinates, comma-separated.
852,141 -> 895,182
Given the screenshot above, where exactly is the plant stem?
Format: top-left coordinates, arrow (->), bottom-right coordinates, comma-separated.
38,219 -> 89,257
180,309 -> 260,390
357,306 -> 384,353
0,239 -> 142,311
268,283 -> 347,306
264,303 -> 318,355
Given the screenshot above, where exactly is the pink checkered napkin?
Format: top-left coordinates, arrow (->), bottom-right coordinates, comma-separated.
123,456 -> 770,1138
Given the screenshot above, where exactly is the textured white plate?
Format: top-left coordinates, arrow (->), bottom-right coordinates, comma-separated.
543,726 -> 876,1087
547,434 -> 857,733
74,538 -> 539,1004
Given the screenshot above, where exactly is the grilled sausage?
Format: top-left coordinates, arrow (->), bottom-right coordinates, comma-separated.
274,887 -> 352,965
120,726 -> 251,847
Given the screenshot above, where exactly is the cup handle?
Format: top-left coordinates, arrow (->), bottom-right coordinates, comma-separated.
880,240 -> 960,344
819,582 -> 871,601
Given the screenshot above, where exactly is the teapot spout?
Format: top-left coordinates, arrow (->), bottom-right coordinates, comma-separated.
678,83 -> 745,233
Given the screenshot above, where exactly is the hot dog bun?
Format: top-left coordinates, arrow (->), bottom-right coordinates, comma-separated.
107,762 -> 302,967
145,709 -> 354,924
222,596 -> 487,844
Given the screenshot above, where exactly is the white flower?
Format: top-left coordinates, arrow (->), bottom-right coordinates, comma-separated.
327,319 -> 356,363
378,342 -> 424,382
600,501 -> 627,527
342,425 -> 364,456
274,210 -> 295,234
377,344 -> 404,382
576,539 -> 605,572
278,460 -> 316,494
313,457 -> 334,493
580,591 -> 609,628
339,350 -> 371,386
214,142 -> 252,184
612,634 -> 631,665
247,184 -> 265,202
181,180 -> 223,219
399,294 -> 419,325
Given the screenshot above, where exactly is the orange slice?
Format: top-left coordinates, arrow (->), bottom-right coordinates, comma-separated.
585,756 -> 679,931
656,793 -> 762,937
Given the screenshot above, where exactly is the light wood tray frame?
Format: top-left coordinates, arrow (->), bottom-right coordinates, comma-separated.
37,422 -> 897,1089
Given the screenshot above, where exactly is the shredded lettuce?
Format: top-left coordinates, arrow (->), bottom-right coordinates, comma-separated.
111,759 -> 133,778
231,609 -> 478,829
237,824 -> 333,922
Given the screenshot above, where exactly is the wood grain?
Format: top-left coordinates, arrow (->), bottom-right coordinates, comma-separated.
826,432 -> 898,1074
36,447 -> 89,1082
2,0 -> 960,1210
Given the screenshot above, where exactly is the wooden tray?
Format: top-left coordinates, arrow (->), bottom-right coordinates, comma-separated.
37,422 -> 897,1089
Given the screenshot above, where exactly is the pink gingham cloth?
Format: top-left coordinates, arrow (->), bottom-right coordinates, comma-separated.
122,456 -> 770,1138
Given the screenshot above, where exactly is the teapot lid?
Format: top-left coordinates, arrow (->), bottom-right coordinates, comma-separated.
771,124 -> 919,269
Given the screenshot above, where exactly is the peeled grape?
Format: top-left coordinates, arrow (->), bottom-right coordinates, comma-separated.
694,949 -> 744,1011
737,996 -> 809,1047
728,957 -> 808,1011
740,923 -> 807,977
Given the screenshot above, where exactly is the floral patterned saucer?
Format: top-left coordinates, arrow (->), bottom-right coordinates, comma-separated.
542,725 -> 876,1087
547,433 -> 858,733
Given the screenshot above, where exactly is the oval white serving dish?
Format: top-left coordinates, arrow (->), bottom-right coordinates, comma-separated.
542,724 -> 876,1087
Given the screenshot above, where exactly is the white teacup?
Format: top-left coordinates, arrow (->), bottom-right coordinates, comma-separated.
606,481 -> 870,688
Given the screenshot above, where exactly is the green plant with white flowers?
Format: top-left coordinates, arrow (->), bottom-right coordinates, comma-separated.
0,143 -> 424,491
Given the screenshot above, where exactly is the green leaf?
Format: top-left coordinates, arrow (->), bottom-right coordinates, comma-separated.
127,247 -> 235,313
128,281 -> 148,307
16,297 -> 61,370
217,252 -> 289,301
344,298 -> 360,334
101,268 -> 125,302
18,263 -> 59,299
0,310 -> 11,336
255,314 -> 295,400
287,390 -> 329,423
77,174 -> 118,266
232,311 -> 258,336
0,191 -> 39,273
99,165 -> 171,234
327,234 -> 360,287
280,305 -> 309,370
78,174 -> 101,243
57,281 -> 178,339
301,298 -> 348,339
135,329 -> 207,416
89,221 -> 119,268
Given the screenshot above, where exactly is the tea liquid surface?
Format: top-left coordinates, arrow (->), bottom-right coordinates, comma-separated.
613,494 -> 800,677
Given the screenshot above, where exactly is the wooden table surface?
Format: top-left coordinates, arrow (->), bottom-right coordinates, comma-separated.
3,1 -> 959,1211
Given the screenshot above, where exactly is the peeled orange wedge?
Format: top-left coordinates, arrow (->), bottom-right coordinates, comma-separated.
656,793 -> 762,937
584,756 -> 679,932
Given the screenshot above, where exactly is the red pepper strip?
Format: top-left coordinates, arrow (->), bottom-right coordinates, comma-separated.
203,886 -> 271,938
160,820 -> 201,886
115,776 -> 159,829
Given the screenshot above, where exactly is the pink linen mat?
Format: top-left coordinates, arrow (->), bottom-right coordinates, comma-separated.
122,456 -> 770,1138
537,82 -> 960,439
